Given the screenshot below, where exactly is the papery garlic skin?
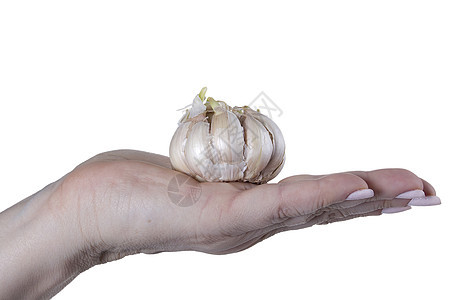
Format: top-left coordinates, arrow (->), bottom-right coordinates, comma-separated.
169,88 -> 285,184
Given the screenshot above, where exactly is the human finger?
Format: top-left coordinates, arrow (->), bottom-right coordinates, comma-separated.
420,177 -> 436,196
213,209 -> 381,255
346,169 -> 424,200
82,149 -> 172,168
224,172 -> 370,233
277,174 -> 325,184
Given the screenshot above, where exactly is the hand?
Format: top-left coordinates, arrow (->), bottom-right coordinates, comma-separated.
54,150 -> 440,258
0,150 -> 441,299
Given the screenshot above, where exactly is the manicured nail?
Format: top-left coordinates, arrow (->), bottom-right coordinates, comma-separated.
345,189 -> 374,200
408,196 -> 441,206
382,206 -> 411,214
395,189 -> 425,199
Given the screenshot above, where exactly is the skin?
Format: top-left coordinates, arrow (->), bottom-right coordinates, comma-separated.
0,149 -> 438,299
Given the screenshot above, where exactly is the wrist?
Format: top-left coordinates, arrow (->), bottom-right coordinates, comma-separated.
0,181 -> 93,299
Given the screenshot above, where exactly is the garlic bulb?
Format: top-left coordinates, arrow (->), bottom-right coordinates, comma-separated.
169,88 -> 285,184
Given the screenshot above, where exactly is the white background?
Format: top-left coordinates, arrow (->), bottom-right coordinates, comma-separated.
1,1 -> 449,299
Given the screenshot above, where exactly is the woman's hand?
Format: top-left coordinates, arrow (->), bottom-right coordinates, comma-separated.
56,150 -> 440,258
0,149 -> 441,299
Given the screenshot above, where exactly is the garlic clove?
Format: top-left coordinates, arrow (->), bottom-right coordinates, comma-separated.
169,122 -> 193,175
266,154 -> 285,182
246,109 -> 286,182
182,120 -> 246,182
241,113 -> 274,182
211,109 -> 245,165
210,107 -> 247,182
210,161 -> 246,182
183,121 -> 216,181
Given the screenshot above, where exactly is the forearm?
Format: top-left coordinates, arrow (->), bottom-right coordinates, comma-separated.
0,183 -> 88,299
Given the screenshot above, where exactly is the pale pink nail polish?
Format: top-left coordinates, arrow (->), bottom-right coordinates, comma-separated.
408,196 -> 441,206
395,189 -> 425,199
382,206 -> 411,214
345,189 -> 374,200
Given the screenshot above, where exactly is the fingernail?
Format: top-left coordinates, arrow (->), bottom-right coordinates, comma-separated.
408,196 -> 441,206
382,206 -> 411,214
345,189 -> 374,200
395,189 -> 425,199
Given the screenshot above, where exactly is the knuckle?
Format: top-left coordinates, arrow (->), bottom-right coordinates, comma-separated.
341,172 -> 369,187
273,203 -> 294,224
387,168 -> 419,180
388,168 -> 424,189
272,185 -> 301,224
317,208 -> 345,225
328,209 -> 345,220
382,199 -> 392,208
